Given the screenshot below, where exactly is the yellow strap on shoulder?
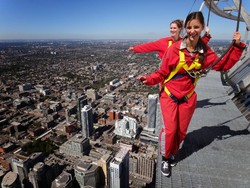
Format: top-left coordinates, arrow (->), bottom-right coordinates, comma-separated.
168,40 -> 172,47
182,56 -> 201,71
163,51 -> 185,84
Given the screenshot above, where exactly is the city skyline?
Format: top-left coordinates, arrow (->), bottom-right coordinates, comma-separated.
1,0 -> 249,40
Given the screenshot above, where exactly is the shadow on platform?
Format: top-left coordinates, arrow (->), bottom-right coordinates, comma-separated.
178,123 -> 250,162
196,98 -> 227,108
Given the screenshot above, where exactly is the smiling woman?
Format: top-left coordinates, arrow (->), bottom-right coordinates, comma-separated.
136,11 -> 246,177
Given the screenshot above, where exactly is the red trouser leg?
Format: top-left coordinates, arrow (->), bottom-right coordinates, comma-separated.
172,93 -> 197,155
159,93 -> 197,158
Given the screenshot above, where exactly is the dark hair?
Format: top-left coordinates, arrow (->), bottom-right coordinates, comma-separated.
185,11 -> 207,66
184,11 -> 204,28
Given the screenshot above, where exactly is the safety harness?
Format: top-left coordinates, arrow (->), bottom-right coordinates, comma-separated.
168,40 -> 172,47
163,50 -> 201,104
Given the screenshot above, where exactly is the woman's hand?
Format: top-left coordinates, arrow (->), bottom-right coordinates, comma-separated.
205,26 -> 210,35
128,47 -> 134,52
233,31 -> 241,45
136,75 -> 148,84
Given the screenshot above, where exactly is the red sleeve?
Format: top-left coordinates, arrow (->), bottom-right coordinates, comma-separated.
203,42 -> 245,71
145,44 -> 180,85
133,38 -> 169,59
201,33 -> 211,44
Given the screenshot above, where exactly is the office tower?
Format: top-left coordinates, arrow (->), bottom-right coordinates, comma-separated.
137,155 -> 155,180
109,110 -> 115,120
129,151 -> 155,184
155,100 -> 163,136
109,147 -> 129,188
28,162 -> 47,188
11,152 -> 44,188
1,171 -> 20,188
95,154 -> 112,186
65,108 -> 70,124
51,171 -> 73,188
59,134 -> 90,157
147,94 -> 158,130
109,110 -> 122,121
29,162 -> 50,188
74,160 -> 100,188
81,105 -> 94,138
129,155 -> 138,174
77,95 -> 88,128
114,116 -> 137,138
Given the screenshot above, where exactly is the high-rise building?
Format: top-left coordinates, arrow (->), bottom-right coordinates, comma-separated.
74,160 -> 100,188
59,134 -> 90,157
65,108 -> 70,124
109,147 -> 129,188
109,110 -> 115,121
11,152 -> 44,187
109,110 -> 122,121
147,94 -> 158,130
114,116 -> 137,138
77,95 -> 88,128
94,154 -> 112,186
155,100 -> 163,136
1,171 -> 20,188
28,162 -> 47,188
51,171 -> 74,188
81,105 -> 94,138
137,155 -> 155,180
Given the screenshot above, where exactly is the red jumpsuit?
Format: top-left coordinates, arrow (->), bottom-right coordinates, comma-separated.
132,34 -> 211,59
144,38 -> 245,159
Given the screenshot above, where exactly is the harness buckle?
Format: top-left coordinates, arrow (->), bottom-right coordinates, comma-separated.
187,70 -> 203,78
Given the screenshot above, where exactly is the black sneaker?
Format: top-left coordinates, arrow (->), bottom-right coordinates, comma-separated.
169,155 -> 177,167
161,161 -> 170,176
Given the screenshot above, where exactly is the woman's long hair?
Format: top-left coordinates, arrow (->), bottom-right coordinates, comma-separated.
184,11 -> 207,66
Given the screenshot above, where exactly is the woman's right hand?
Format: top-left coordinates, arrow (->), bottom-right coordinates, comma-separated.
136,75 -> 148,84
128,47 -> 134,52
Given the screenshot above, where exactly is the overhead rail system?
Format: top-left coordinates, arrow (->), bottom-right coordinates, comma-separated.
203,0 -> 250,121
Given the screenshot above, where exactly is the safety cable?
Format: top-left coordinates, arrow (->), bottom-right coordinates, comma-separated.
188,0 -> 197,15
236,0 -> 242,31
206,0 -> 212,27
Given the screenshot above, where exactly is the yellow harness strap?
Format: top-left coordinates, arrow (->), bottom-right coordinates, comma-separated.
163,51 -> 186,84
163,51 -> 201,101
168,40 -> 172,47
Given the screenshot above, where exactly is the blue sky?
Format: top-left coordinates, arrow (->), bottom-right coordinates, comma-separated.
0,0 -> 249,40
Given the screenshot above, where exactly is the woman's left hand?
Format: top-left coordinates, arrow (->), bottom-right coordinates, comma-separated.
233,31 -> 241,45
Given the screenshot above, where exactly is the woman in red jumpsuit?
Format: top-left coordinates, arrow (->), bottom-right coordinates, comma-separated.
137,11 -> 246,177
128,19 -> 211,60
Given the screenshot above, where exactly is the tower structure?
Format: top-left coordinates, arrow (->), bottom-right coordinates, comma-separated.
155,100 -> 163,136
81,105 -> 94,138
77,95 -> 88,128
109,147 -> 129,188
28,162 -> 47,188
147,94 -> 158,130
65,108 -> 70,124
74,160 -> 100,188
114,116 -> 137,138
